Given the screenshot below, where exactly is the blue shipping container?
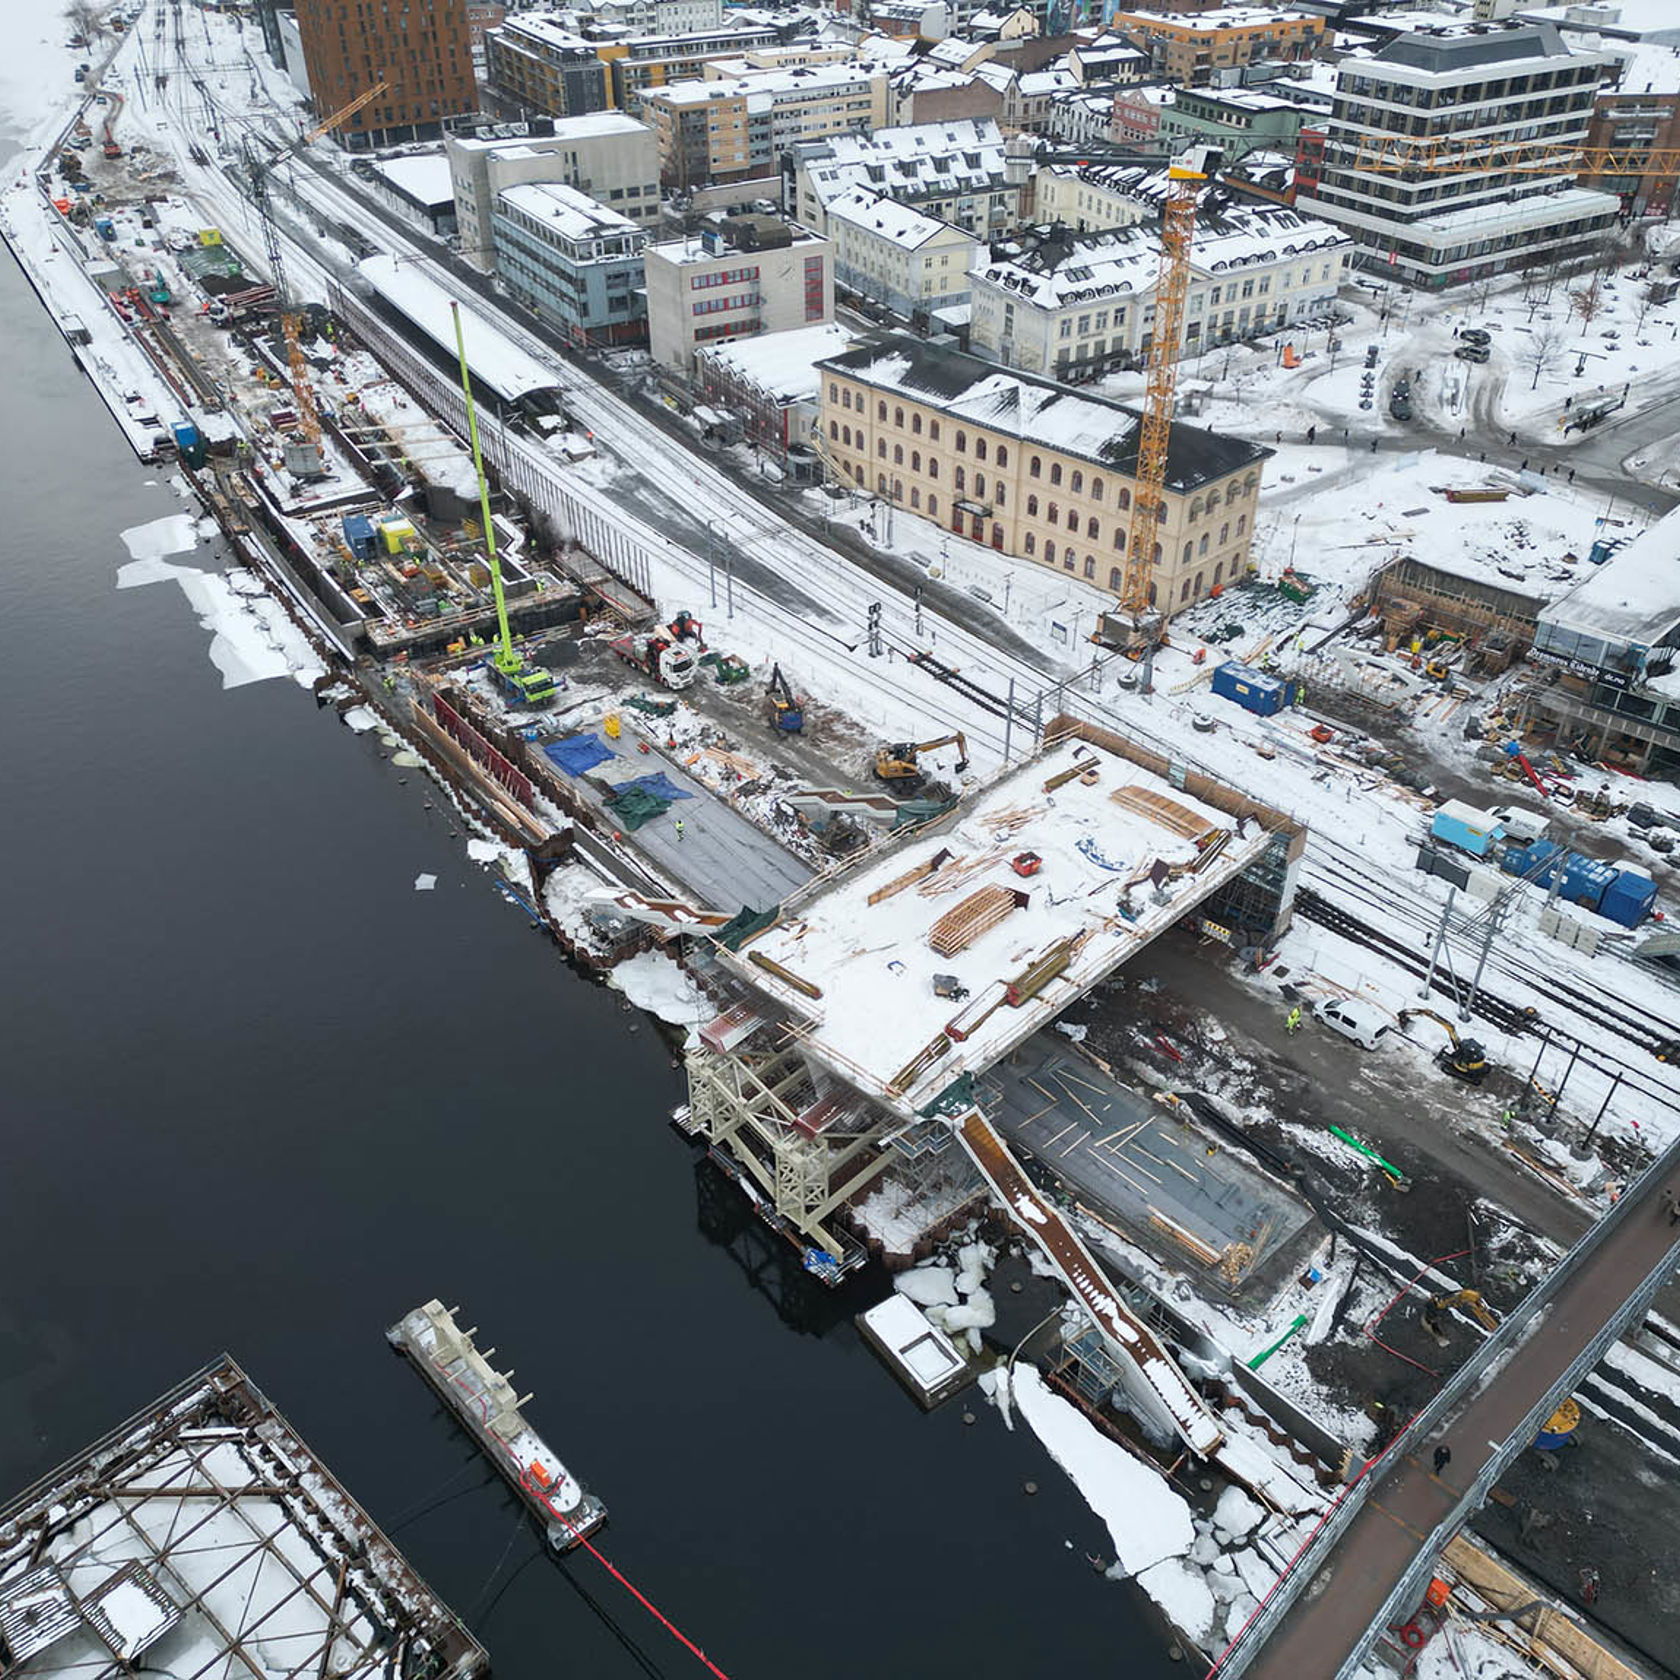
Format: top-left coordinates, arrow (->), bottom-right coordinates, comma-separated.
1559,853 -> 1615,911
1501,838 -> 1562,882
1211,661 -> 1287,716
1599,869 -> 1658,928
341,514 -> 377,562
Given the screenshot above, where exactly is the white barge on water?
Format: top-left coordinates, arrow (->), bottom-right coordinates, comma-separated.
388,1298 -> 607,1551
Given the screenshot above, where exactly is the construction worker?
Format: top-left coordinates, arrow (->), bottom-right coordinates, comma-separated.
1285,1005 -> 1303,1036
675,818 -> 686,842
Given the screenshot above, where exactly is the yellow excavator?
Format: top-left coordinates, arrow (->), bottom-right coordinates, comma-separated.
874,732 -> 969,784
1422,1288 -> 1500,1339
1398,1008 -> 1491,1083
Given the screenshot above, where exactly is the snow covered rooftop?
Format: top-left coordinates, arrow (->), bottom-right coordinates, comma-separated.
355,254 -> 565,402
978,209 -> 1348,310
1116,5 -> 1319,28
720,734 -> 1271,1112
648,62 -> 879,104
496,179 -> 644,242
820,333 -> 1269,488
800,119 -> 1011,208
695,321 -> 856,404
826,186 -> 973,250
1538,503 -> 1680,648
449,112 -> 650,151
372,153 -> 455,210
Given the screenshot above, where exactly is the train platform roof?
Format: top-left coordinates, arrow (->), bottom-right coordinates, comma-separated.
355,253 -> 563,404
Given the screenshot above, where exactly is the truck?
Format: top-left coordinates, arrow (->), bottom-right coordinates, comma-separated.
1430,799 -> 1504,858
610,628 -> 697,690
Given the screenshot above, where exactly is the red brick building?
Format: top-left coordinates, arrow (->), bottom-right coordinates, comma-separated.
1583,67 -> 1680,216
295,0 -> 478,149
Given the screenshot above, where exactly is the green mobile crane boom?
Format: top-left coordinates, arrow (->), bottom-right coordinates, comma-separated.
450,301 -> 555,707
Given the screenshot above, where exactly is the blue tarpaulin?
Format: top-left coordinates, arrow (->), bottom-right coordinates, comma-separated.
544,734 -> 614,776
615,773 -> 692,803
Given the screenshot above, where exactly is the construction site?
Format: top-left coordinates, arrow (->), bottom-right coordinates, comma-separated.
9,11 -> 1680,1680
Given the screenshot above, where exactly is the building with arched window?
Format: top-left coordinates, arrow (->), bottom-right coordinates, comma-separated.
818,332 -> 1270,619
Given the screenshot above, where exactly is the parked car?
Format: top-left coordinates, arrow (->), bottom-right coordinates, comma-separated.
1461,328 -> 1492,347
1455,343 -> 1491,364
1313,998 -> 1393,1051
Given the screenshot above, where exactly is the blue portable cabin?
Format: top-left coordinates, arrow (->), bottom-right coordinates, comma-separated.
1558,853 -> 1615,912
1211,661 -> 1287,716
171,421 -> 205,468
1431,799 -> 1505,858
341,513 -> 378,563
1599,868 -> 1658,928
1501,837 -> 1562,881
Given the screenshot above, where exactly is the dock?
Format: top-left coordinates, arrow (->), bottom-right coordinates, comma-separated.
388,1299 -> 606,1552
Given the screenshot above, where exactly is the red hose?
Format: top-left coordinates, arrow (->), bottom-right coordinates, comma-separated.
1364,1250 -> 1471,1379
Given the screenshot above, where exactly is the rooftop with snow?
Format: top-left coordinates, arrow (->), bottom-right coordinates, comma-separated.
818,334 -> 1271,491
719,732 -> 1276,1112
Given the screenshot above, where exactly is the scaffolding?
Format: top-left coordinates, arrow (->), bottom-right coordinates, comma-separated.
684,1039 -> 886,1272
0,1357 -> 486,1680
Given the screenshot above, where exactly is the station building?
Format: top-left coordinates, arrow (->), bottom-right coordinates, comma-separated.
816,333 -> 1269,614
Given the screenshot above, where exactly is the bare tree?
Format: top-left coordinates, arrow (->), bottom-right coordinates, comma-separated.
1570,278 -> 1605,329
1525,325 -> 1566,390
63,1 -> 103,42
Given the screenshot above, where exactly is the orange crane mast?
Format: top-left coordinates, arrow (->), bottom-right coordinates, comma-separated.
1104,145 -> 1220,689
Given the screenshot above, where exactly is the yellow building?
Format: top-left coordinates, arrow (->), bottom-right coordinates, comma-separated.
1113,7 -> 1324,85
817,335 -> 1270,615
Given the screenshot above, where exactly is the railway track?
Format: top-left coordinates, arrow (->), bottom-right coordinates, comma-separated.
1294,888 -> 1680,1123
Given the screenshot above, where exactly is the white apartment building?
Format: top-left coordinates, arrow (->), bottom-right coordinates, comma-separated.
825,187 -> 981,320
1029,162 -> 1157,233
794,119 -> 1026,237
574,0 -> 724,33
643,217 -> 834,371
970,208 -> 1352,378
1299,19 -> 1620,286
446,115 -> 662,267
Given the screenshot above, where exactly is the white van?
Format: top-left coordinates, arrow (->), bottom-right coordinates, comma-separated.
1313,998 -> 1392,1051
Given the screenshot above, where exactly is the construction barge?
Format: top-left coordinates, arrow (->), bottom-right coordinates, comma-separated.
388,1299 -> 607,1552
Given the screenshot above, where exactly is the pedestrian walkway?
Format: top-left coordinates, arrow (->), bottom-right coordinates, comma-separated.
1231,1170 -> 1680,1679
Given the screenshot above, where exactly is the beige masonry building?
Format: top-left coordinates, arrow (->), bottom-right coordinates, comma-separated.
816,335 -> 1270,615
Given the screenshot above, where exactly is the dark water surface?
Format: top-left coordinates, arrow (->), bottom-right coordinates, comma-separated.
0,242 -> 1176,1677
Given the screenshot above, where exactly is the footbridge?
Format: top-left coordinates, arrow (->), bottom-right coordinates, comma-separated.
1209,1138 -> 1680,1679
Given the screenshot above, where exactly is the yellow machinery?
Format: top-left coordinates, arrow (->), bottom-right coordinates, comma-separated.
1397,1008 -> 1491,1082
1423,1289 -> 1500,1336
245,82 -> 387,477
875,732 -> 969,783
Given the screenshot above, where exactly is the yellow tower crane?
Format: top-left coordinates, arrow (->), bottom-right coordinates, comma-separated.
1100,145 -> 1221,691
245,80 -> 387,478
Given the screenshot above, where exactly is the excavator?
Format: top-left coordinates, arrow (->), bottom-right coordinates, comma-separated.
874,732 -> 969,784
767,663 -> 803,733
1398,1008 -> 1491,1083
1422,1288 -> 1499,1340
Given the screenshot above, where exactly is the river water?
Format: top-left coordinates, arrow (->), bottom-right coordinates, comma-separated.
0,219 -> 1182,1672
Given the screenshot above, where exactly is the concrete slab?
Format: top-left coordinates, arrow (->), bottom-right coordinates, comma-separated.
985,1038 -> 1312,1295
559,738 -> 813,912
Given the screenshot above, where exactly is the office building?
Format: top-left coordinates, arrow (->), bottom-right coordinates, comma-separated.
1298,19 -> 1620,286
